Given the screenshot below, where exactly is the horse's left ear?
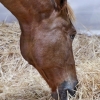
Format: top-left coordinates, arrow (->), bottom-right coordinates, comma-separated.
51,0 -> 67,11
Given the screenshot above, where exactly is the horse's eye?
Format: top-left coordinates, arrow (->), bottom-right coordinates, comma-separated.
70,34 -> 75,40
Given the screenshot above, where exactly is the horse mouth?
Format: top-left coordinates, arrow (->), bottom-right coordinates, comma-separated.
52,89 -> 76,100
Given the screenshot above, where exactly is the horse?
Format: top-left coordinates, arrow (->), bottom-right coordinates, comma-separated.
0,0 -> 78,100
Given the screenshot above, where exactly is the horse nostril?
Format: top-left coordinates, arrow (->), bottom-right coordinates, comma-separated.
58,80 -> 78,98
67,88 -> 76,96
67,80 -> 78,96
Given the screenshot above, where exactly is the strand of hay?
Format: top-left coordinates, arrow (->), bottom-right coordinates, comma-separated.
0,22 -> 100,100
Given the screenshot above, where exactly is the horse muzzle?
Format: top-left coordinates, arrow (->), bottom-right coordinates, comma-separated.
52,80 -> 78,100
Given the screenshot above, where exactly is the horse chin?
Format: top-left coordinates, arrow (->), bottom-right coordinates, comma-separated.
51,89 -> 74,100
51,91 -> 59,100
52,90 -> 67,100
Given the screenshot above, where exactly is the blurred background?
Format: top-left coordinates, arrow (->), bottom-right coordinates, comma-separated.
0,0 -> 100,35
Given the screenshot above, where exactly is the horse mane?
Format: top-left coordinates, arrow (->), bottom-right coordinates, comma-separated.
61,3 -> 75,22
67,3 -> 75,21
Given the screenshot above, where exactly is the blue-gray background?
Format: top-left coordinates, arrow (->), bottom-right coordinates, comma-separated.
0,0 -> 100,33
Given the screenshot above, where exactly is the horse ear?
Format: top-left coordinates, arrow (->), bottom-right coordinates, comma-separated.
51,0 -> 67,11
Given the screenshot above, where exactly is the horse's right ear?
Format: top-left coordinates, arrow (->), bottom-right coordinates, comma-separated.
51,0 -> 67,11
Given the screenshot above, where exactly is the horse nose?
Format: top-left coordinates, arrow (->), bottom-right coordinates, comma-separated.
59,80 -> 78,100
66,80 -> 78,96
52,80 -> 78,100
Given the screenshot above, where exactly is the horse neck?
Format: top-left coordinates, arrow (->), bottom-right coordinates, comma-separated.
0,0 -> 53,29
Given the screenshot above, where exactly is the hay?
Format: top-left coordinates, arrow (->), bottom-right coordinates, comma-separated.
0,22 -> 100,100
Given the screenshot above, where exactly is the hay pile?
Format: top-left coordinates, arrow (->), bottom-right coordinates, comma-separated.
0,22 -> 100,100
